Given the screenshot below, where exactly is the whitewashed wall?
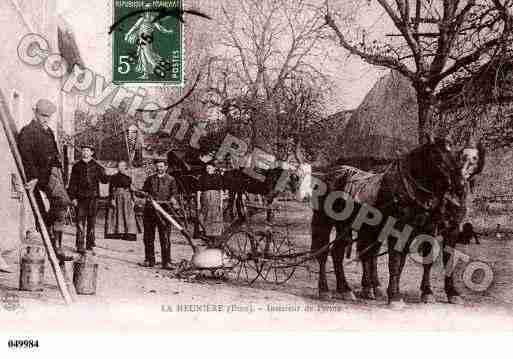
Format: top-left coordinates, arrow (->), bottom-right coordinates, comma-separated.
0,0 -> 60,251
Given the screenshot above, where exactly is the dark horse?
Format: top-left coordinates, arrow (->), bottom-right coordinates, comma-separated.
167,150 -> 206,194
167,150 -> 301,220
222,165 -> 300,220
420,139 -> 485,304
311,137 -> 471,305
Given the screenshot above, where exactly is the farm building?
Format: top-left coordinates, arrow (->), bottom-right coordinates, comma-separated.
312,109 -> 353,167
335,71 -> 419,171
0,0 -> 85,253
332,61 -> 513,226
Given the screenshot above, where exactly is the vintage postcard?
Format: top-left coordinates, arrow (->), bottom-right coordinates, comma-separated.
1,0 -> 513,354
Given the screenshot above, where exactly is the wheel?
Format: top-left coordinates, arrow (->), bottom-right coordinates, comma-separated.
259,231 -> 296,284
224,230 -> 265,285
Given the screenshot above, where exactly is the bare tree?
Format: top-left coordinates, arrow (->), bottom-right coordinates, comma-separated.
324,0 -> 513,141
274,76 -> 325,159
151,1 -> 217,123
205,0 -> 332,156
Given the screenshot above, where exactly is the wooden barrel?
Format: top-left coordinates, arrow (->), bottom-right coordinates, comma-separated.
19,246 -> 45,291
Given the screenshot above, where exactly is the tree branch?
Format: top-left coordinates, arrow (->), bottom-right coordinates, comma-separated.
376,0 -> 423,71
436,37 -> 500,81
324,10 -> 414,79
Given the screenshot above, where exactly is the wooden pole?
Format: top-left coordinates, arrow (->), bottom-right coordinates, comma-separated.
151,199 -> 198,254
122,117 -> 132,169
0,90 -> 73,305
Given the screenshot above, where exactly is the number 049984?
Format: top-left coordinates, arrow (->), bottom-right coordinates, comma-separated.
7,339 -> 39,349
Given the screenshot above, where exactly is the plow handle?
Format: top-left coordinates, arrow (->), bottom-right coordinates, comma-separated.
150,199 -> 198,254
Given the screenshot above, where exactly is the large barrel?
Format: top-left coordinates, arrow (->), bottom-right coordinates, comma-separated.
73,254 -> 98,295
19,246 -> 45,291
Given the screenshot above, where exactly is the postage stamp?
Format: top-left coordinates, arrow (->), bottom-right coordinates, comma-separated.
112,0 -> 183,85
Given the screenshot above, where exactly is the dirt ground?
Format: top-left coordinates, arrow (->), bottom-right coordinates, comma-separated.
1,201 -> 513,331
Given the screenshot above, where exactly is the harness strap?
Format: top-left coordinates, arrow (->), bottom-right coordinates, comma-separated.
397,159 -> 432,211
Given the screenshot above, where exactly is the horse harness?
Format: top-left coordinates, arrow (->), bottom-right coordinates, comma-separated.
392,157 -> 462,237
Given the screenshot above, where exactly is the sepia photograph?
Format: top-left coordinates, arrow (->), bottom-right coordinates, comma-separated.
0,0 -> 512,355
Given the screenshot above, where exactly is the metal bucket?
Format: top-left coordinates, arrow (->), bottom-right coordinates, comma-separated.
19,246 -> 45,291
72,254 -> 98,295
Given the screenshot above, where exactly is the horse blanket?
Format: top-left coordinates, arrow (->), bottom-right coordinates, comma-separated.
323,165 -> 385,205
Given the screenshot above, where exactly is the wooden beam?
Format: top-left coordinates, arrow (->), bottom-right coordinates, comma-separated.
0,90 -> 73,305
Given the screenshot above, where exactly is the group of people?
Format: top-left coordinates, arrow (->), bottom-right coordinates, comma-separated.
0,98 -> 490,277
16,98 -> 180,269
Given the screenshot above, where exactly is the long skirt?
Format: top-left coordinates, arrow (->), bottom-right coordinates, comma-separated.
105,188 -> 139,240
199,190 -> 224,237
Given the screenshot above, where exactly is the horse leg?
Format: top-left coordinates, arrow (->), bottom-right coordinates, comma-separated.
420,240 -> 436,303
235,192 -> 246,220
358,235 -> 379,300
225,192 -> 235,220
443,228 -> 464,304
345,242 -> 352,259
312,212 -> 331,299
332,228 -> 356,301
265,197 -> 275,222
229,192 -> 236,220
387,245 -> 407,306
360,257 -> 374,299
317,251 -> 330,300
370,254 -> 384,299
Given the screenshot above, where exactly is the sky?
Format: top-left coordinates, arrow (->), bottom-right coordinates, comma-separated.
56,0 -> 387,113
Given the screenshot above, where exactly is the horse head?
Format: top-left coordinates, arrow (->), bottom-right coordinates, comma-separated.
405,136 -> 462,210
439,138 -> 486,226
457,138 -> 486,183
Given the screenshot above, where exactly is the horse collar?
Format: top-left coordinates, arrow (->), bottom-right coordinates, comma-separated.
397,160 -> 437,212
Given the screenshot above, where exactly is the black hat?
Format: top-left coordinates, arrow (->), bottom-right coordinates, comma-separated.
153,157 -> 167,165
80,142 -> 95,151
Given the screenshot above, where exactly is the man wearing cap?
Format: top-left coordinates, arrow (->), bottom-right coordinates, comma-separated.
17,99 -> 72,261
68,144 -> 110,254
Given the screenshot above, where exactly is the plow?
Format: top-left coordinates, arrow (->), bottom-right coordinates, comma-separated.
150,195 -> 363,287
151,197 -> 303,285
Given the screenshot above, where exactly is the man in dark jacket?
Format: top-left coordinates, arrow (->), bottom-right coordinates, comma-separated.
68,144 -> 110,254
17,99 -> 72,261
138,159 -> 178,269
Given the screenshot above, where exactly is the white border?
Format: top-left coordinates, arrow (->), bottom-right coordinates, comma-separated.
0,333 -> 510,359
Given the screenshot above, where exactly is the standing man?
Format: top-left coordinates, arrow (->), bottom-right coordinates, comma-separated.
68,144 -> 110,254
17,99 -> 72,261
138,159 -> 178,269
